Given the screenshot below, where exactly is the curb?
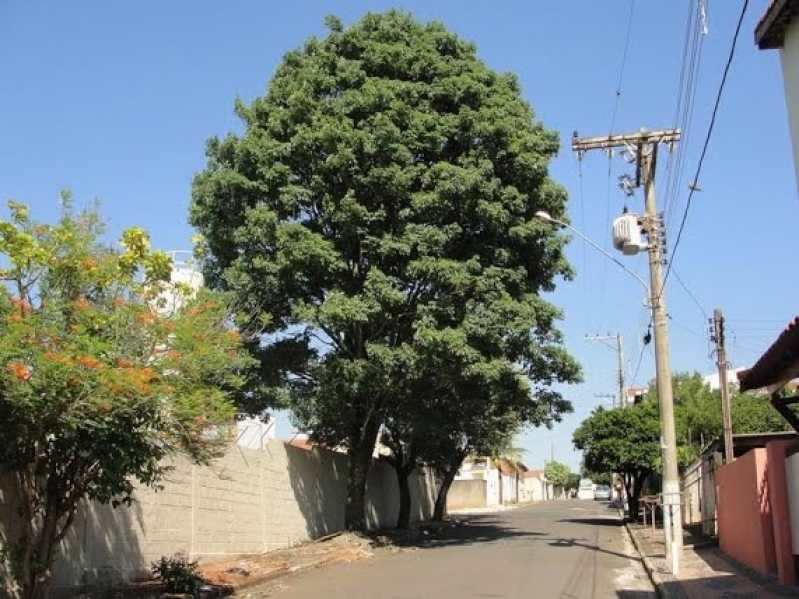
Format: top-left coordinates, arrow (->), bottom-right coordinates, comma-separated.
624,521 -> 687,599
225,550 -> 364,593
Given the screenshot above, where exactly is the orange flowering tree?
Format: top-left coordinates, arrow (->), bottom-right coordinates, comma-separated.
0,199 -> 255,599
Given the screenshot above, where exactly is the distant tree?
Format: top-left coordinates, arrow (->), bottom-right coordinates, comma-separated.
544,461 -> 571,489
732,392 -> 790,434
565,473 -> 581,491
0,200 -> 255,599
572,402 -> 660,518
582,470 -> 612,486
190,11 -> 579,529
647,372 -> 791,465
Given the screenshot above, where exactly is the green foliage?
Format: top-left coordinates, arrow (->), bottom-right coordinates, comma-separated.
0,201 -> 252,599
573,403 -> 661,479
648,372 -> 791,465
581,469 -> 612,486
544,461 -> 571,488
151,555 -> 204,594
190,11 -> 579,528
572,402 -> 661,516
565,472 -> 581,491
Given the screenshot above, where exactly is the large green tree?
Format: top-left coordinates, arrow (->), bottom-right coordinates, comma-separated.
544,460 -> 571,489
572,402 -> 661,518
651,372 -> 790,464
0,201 -> 256,599
190,11 -> 579,529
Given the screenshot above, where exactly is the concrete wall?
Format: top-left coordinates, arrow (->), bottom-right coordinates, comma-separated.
0,440 -> 437,592
681,451 -> 720,536
781,18 -> 799,191
500,472 -> 518,504
716,448 -> 777,576
521,476 -> 545,502
447,479 -> 487,510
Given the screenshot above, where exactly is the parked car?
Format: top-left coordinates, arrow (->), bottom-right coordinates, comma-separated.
577,478 -> 594,500
593,484 -> 611,501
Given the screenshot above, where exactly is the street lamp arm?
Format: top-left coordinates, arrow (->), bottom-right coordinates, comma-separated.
547,216 -> 649,295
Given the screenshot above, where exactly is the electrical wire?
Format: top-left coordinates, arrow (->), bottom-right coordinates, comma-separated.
597,0 -> 636,328
663,0 -> 704,222
608,0 -> 636,136
658,0 -> 749,301
631,334 -> 651,386
671,266 -> 708,320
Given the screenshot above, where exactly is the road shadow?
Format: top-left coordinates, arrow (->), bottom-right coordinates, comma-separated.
558,517 -> 624,527
371,513 -> 547,549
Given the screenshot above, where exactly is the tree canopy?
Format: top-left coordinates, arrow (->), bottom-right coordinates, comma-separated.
0,200 -> 255,599
572,402 -> 661,517
544,461 -> 571,488
190,11 -> 579,529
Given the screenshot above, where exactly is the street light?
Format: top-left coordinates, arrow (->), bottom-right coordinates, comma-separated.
534,211 -> 649,296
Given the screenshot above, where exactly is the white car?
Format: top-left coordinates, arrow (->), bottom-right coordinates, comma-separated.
577,478 -> 594,500
593,484 -> 611,501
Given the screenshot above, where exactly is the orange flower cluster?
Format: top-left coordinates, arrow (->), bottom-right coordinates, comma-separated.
10,298 -> 31,313
126,367 -> 155,394
73,296 -> 91,311
6,361 -> 32,381
76,355 -> 102,369
135,311 -> 156,326
186,300 -> 219,318
44,351 -> 73,366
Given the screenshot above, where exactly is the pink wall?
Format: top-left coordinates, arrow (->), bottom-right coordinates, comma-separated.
766,440 -> 797,586
716,448 -> 777,576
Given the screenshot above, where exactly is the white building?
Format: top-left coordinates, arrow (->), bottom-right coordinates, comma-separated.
453,457 -> 520,507
521,469 -> 549,502
702,367 -> 746,392
756,0 -> 799,189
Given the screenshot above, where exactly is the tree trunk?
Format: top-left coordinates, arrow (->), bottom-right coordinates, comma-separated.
628,473 -> 645,521
396,466 -> 412,529
433,451 -> 466,522
344,418 -> 381,531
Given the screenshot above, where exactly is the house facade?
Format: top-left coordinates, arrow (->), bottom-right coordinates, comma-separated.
447,457 -> 524,510
756,0 -> 799,189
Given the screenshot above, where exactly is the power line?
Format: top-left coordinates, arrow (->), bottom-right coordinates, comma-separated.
631,323 -> 652,385
671,267 -> 708,320
663,0 -> 705,224
659,0 -> 749,298
597,0 -> 636,328
608,0 -> 636,136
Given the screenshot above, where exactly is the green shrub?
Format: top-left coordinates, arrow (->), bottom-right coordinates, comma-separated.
151,554 -> 203,594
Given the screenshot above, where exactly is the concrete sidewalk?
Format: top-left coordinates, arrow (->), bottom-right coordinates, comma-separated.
626,522 -> 799,598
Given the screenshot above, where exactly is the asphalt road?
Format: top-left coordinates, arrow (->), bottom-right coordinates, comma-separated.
245,500 -> 654,599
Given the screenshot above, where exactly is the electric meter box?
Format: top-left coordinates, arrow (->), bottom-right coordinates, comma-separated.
612,213 -> 647,255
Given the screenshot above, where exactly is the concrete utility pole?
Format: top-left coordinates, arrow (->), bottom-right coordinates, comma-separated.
586,333 -> 626,408
572,127 -> 683,575
711,308 -> 734,463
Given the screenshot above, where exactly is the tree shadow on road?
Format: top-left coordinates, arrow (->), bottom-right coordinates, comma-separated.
558,517 -> 625,527
372,514 -> 547,549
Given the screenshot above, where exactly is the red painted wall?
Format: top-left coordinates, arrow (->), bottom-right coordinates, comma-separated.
716,448 -> 777,576
766,440 -> 797,585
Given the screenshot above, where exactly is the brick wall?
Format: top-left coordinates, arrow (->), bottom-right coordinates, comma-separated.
0,440 -> 437,591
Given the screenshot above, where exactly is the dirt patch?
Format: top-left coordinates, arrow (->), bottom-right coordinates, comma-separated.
198,533 -> 377,590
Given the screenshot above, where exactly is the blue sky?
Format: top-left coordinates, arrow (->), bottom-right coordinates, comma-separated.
2,1 -> 796,471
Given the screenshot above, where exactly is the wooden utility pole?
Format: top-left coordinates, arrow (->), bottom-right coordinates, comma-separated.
586,333 -> 626,408
573,127 -> 683,575
712,308 -> 734,462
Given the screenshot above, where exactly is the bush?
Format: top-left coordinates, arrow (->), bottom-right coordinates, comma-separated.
151,554 -> 204,594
